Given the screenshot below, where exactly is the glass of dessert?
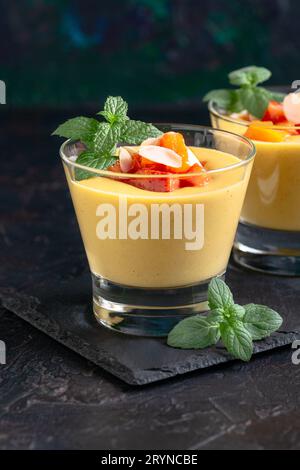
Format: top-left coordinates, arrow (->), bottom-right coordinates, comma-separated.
55,96 -> 255,336
206,66 -> 300,276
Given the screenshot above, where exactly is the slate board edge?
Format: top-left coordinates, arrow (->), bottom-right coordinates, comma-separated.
1,289 -> 299,386
0,289 -> 137,385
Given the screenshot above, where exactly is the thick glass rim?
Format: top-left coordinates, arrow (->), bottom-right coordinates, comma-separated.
60,123 -> 255,179
208,101 -> 300,131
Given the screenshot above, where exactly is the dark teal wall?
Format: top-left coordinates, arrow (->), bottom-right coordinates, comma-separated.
2,0 -> 300,107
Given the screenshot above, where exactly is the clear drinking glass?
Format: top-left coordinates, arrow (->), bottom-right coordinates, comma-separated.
60,124 -> 255,336
209,102 -> 300,276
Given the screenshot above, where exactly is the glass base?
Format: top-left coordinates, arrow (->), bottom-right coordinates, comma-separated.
92,272 -> 225,337
234,221 -> 300,276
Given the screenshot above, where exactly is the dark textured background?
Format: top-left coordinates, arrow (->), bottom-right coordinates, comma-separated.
2,0 -> 300,107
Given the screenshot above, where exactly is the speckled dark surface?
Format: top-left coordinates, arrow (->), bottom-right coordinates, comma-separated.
1,108 -> 300,449
1,271 -> 300,386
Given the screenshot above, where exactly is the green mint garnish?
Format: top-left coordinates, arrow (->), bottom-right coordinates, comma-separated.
220,320 -> 253,362
207,276 -> 233,310
167,277 -> 283,362
121,120 -> 162,144
228,66 -> 271,87
203,65 -> 286,118
74,151 -> 118,182
97,95 -> 129,124
52,96 -> 162,180
242,303 -> 283,340
167,316 -> 220,350
52,117 -> 99,146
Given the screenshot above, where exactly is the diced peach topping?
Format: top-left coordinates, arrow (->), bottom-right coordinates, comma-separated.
126,169 -> 180,192
262,101 -> 286,124
109,131 -> 209,192
245,121 -> 290,142
159,132 -> 191,172
180,164 -> 210,187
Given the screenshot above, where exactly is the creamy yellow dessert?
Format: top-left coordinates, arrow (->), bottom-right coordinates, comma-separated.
206,65 -> 300,232
64,147 -> 252,288
241,138 -> 300,231
210,111 -> 300,231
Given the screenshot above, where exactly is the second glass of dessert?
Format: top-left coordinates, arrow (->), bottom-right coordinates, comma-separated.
56,98 -> 254,336
206,66 -> 300,276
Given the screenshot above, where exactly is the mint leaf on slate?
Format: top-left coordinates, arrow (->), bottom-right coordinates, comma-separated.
220,320 -> 253,362
228,66 -> 271,87
207,308 -> 224,324
52,117 -> 99,146
243,304 -> 283,340
167,316 -> 220,349
226,304 -> 245,320
208,278 -> 234,311
167,277 -> 283,363
121,120 -> 163,144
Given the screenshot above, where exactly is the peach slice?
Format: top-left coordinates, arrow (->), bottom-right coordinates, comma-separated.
245,121 -> 289,142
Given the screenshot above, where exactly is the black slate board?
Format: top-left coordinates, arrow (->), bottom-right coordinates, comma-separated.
1,265 -> 300,385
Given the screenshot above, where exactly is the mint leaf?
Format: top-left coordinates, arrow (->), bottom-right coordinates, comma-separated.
229,66 -> 271,87
203,65 -> 285,118
243,304 -> 283,340
167,315 -> 220,349
220,321 -> 253,362
203,89 -> 235,108
208,278 -> 234,311
238,86 -> 270,118
93,122 -> 122,155
98,96 -> 128,124
75,151 -> 117,181
167,277 -> 283,362
203,89 -> 244,113
103,96 -> 128,118
53,95 -> 165,181
207,308 -> 224,323
52,117 -> 99,145
226,304 -> 245,320
121,120 -> 162,144
268,91 -> 286,102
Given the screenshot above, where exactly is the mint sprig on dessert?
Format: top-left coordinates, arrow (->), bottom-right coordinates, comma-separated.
203,66 -> 285,118
167,278 -> 283,362
52,96 -> 162,179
